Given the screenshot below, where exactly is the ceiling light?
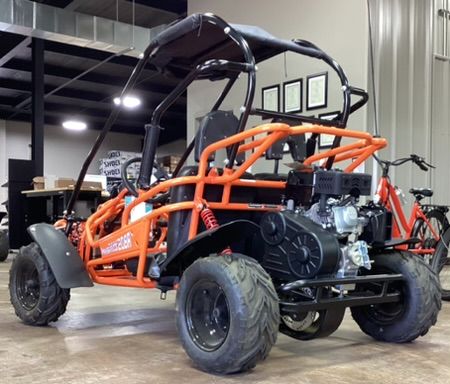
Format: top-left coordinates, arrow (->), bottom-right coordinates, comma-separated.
113,95 -> 141,109
62,120 -> 87,131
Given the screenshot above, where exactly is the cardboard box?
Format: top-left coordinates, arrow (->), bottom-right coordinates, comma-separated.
32,177 -> 45,190
54,178 -> 102,190
107,150 -> 141,159
32,177 -> 102,190
100,168 -> 121,177
54,178 -> 76,188
99,157 -> 141,178
158,155 -> 181,173
100,158 -> 122,168
81,181 -> 103,190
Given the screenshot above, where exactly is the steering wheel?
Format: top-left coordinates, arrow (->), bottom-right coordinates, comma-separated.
121,157 -> 170,197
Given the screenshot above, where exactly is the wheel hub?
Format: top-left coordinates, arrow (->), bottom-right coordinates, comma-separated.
186,280 -> 230,352
16,260 -> 40,311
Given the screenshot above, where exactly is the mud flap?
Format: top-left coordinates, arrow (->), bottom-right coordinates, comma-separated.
28,223 -> 93,288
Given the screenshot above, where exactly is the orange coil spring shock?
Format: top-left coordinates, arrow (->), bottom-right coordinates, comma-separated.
200,208 -> 219,230
200,207 -> 232,255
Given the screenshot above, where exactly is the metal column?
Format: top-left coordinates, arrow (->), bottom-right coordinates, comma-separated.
31,38 -> 44,176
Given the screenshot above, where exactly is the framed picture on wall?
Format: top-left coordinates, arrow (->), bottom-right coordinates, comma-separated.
306,72 -> 328,110
262,84 -> 280,112
283,78 -> 302,113
318,111 -> 340,149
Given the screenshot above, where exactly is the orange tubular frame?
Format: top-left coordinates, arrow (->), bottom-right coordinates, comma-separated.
78,123 -> 387,288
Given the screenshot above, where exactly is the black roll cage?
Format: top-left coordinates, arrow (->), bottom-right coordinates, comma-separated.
65,13 -> 369,218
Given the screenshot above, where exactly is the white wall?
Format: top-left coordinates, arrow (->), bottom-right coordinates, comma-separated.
0,120 -> 142,208
156,139 -> 187,157
0,120 -> 188,209
187,0 -> 369,173
367,0 -> 434,203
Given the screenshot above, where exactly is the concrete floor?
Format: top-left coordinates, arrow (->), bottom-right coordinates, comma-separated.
1,255 -> 450,384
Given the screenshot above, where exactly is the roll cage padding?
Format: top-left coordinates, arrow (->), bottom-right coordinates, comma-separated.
27,223 -> 93,288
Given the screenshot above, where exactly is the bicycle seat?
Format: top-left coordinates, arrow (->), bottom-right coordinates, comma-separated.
409,188 -> 433,197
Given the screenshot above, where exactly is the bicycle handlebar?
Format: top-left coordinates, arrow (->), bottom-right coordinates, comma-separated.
375,153 -> 435,175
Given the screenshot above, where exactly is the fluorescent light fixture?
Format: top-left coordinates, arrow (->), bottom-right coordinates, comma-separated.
62,120 -> 87,131
113,95 -> 141,109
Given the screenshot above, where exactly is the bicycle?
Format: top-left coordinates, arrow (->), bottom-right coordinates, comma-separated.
374,154 -> 449,262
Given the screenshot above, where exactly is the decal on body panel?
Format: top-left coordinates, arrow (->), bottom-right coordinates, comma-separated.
101,232 -> 133,256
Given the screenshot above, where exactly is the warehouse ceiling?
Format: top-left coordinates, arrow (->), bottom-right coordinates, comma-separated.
0,0 -> 187,144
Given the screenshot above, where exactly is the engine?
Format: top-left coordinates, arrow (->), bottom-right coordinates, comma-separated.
260,169 -> 379,282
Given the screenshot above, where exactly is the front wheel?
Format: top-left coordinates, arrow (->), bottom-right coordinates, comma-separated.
176,254 -> 279,374
351,251 -> 441,342
9,243 -> 70,325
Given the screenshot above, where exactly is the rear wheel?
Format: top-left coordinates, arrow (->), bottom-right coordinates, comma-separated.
9,243 -> 70,325
176,254 -> 279,374
351,251 -> 440,342
432,227 -> 450,300
412,209 -> 448,264
0,229 -> 8,262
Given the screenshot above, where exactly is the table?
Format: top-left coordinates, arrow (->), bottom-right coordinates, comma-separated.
21,187 -> 105,222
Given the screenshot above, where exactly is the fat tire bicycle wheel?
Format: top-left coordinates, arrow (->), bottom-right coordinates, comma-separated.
411,208 -> 449,265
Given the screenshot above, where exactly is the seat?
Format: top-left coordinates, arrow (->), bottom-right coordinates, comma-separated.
270,117 -> 307,162
409,188 -> 433,198
166,166 -> 198,258
265,138 -> 285,161
194,110 -> 245,165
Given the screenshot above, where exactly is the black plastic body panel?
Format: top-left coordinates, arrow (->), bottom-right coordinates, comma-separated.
27,223 -> 93,288
285,170 -> 314,205
359,206 -> 393,245
166,166 -> 284,259
162,220 -> 259,275
261,211 -> 340,280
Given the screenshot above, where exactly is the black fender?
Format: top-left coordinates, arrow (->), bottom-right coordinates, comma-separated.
161,220 -> 260,272
28,223 -> 93,288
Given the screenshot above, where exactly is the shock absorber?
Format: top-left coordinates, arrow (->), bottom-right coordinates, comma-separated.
200,207 -> 232,255
200,208 -> 219,229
